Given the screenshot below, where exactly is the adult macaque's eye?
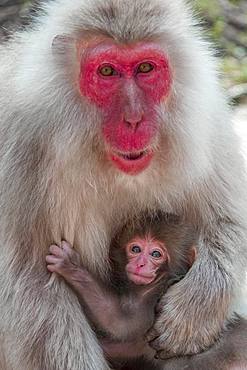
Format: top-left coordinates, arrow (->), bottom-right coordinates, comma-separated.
151,250 -> 162,258
98,65 -> 117,76
131,245 -> 141,253
137,62 -> 154,74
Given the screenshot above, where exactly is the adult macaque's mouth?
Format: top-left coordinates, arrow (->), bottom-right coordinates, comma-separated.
109,149 -> 153,175
118,150 -> 147,161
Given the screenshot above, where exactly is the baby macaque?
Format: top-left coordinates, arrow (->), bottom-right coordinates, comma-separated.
46,215 -> 247,370
46,215 -> 196,366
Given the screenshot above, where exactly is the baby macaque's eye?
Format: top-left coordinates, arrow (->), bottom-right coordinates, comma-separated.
131,245 -> 141,253
151,250 -> 162,258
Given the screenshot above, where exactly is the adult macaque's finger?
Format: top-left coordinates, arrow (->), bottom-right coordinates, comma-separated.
156,350 -> 176,360
145,328 -> 159,342
148,336 -> 167,351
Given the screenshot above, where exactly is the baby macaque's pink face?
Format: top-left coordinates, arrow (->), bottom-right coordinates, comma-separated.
125,234 -> 169,285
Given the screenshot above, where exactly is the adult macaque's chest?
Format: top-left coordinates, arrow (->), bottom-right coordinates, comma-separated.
74,198 -> 128,274
75,188 -> 156,275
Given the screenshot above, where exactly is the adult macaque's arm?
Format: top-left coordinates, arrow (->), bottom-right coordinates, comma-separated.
157,317 -> 247,370
46,241 -> 154,340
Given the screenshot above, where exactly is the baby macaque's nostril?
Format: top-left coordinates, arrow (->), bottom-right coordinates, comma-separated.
138,262 -> 145,268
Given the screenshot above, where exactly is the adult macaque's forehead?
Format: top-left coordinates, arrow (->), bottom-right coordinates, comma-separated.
71,0 -> 169,43
76,37 -> 167,58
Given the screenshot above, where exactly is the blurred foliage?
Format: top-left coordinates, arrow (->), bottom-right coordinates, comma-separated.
194,0 -> 247,93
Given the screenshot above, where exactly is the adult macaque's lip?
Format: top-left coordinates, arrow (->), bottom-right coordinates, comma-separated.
109,150 -> 153,175
117,150 -> 146,161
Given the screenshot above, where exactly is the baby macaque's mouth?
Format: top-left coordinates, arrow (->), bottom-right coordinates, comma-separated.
118,151 -> 147,161
127,271 -> 155,285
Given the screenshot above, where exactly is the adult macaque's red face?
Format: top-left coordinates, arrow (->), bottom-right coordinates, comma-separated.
125,235 -> 169,285
79,41 -> 171,175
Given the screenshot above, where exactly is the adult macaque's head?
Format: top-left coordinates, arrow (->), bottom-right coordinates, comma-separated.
77,40 -> 171,175
125,234 -> 169,285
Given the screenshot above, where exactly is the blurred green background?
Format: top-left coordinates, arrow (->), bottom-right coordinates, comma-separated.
0,0 -> 247,102
194,0 -> 247,102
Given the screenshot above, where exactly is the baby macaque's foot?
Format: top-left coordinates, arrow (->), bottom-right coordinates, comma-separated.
46,240 -> 82,279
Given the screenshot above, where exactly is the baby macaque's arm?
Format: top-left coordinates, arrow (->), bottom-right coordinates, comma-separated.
101,338 -> 147,360
46,241 -> 154,340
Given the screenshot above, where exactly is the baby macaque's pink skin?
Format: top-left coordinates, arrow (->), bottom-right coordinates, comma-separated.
125,235 -> 168,285
46,237 -> 168,286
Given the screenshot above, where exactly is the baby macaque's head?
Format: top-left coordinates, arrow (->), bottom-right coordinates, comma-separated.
125,234 -> 169,285
113,213 -> 197,287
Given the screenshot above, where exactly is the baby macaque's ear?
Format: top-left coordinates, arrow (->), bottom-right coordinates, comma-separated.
188,246 -> 197,267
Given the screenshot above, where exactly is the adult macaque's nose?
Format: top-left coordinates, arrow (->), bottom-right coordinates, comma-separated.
123,80 -> 143,130
124,112 -> 143,130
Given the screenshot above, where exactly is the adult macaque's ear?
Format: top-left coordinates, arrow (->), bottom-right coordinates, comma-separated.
188,246 -> 197,267
51,34 -> 75,54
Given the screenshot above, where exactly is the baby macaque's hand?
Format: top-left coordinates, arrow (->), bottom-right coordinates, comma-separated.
46,241 -> 82,279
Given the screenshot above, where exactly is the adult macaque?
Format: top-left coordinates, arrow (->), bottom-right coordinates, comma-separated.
0,0 -> 247,369
46,217 -> 196,367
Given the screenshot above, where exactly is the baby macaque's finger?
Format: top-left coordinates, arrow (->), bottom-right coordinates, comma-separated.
47,264 -> 58,273
61,240 -> 73,254
49,244 -> 64,257
46,255 -> 62,265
